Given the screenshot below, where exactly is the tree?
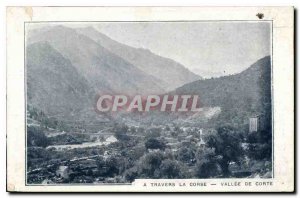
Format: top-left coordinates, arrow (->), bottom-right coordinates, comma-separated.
96,157 -> 107,176
114,124 -> 130,141
177,147 -> 196,165
27,126 -> 50,147
145,127 -> 161,139
159,159 -> 181,178
130,126 -> 136,133
195,158 -> 221,178
171,130 -> 179,138
106,156 -> 121,176
137,127 -> 145,133
206,126 -> 243,177
124,167 -> 139,182
145,138 -> 166,151
248,142 -> 271,160
27,147 -> 51,168
174,126 -> 181,132
247,129 -> 272,161
193,147 -> 220,178
139,151 -> 164,178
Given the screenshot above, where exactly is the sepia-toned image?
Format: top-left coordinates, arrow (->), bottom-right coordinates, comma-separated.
6,7 -> 294,192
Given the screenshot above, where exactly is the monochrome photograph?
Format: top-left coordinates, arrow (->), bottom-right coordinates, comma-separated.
25,21 -> 273,184
6,7 -> 294,192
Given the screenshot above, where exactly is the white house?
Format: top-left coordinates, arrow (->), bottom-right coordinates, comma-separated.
56,166 -> 70,179
105,135 -> 118,144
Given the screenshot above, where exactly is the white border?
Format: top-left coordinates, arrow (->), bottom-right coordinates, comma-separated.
6,6 -> 294,192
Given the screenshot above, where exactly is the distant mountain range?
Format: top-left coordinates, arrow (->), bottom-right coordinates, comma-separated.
76,27 -> 201,91
26,25 -> 201,120
174,56 -> 271,128
27,42 -> 96,121
26,25 -> 271,129
28,26 -> 167,96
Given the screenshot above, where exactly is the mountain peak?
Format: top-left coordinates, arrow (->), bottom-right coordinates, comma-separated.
77,26 -> 201,90
27,25 -> 166,95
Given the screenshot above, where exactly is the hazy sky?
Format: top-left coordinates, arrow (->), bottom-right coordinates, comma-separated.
29,22 -> 271,78
93,22 -> 271,78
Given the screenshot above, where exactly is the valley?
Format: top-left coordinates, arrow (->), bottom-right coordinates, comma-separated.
26,25 -> 272,184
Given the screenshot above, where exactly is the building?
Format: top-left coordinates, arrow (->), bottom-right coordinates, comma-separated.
105,135 -> 118,144
56,166 -> 70,179
197,129 -> 205,147
249,116 -> 259,132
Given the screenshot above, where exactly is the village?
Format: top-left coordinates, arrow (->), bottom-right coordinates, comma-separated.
26,109 -> 272,185
27,124 -> 215,184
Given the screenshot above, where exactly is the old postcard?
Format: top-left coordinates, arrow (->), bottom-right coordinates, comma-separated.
6,7 -> 294,192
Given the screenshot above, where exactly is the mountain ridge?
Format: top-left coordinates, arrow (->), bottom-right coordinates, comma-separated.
76,26 -> 201,91
173,56 -> 271,128
26,42 -> 95,119
28,25 -> 165,95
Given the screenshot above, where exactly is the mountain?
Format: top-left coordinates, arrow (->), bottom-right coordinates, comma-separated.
76,27 -> 201,91
26,25 -> 271,130
174,56 -> 272,129
27,25 -> 165,95
26,42 -> 94,119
